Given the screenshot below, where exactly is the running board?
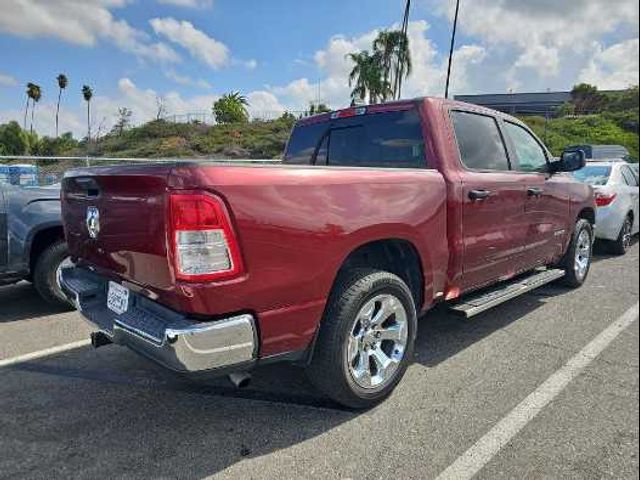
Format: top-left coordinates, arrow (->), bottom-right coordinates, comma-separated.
449,268 -> 565,318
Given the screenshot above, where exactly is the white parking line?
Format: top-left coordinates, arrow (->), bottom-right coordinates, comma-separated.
0,339 -> 91,368
436,301 -> 639,480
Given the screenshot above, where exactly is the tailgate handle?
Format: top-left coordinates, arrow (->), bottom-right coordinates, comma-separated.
74,177 -> 101,198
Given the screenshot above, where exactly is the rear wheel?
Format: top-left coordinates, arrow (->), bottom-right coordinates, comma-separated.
33,239 -> 73,308
306,269 -> 417,409
558,219 -> 593,288
610,215 -> 633,256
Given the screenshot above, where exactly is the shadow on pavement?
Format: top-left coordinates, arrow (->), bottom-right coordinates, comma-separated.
1,347 -> 354,479
0,282 -> 72,323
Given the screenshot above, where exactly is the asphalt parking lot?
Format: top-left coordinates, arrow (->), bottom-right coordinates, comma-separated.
1,244 -> 638,480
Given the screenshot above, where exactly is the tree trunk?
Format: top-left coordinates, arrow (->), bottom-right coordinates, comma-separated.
24,98 -> 30,130
56,88 -> 62,138
30,102 -> 36,134
87,101 -> 91,141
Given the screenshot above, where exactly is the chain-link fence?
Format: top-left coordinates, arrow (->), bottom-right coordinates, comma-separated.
0,156 -> 280,187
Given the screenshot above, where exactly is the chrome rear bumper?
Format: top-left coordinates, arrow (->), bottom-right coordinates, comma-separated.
59,266 -> 257,373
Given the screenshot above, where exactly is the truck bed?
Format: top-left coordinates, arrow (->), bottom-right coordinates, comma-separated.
62,162 -> 448,356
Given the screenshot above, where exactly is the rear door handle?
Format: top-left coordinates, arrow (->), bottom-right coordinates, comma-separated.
527,187 -> 544,197
469,189 -> 492,201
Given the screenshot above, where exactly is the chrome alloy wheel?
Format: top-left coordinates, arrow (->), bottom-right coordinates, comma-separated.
346,294 -> 408,390
574,229 -> 592,280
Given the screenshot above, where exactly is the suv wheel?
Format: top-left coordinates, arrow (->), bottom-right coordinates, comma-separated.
306,269 -> 417,409
33,239 -> 73,308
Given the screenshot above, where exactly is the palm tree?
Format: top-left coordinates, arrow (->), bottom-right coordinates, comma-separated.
55,74 -> 68,137
29,84 -> 42,134
346,51 -> 391,105
24,83 -> 37,130
82,85 -> 93,140
212,91 -> 250,124
373,30 -> 412,101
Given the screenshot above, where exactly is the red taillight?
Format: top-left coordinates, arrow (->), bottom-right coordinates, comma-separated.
169,193 -> 244,282
595,192 -> 617,207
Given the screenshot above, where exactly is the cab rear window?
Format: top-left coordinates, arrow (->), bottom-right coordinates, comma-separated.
284,109 -> 426,169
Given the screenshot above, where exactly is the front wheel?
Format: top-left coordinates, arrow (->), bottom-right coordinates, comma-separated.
306,269 -> 417,409
558,219 -> 593,288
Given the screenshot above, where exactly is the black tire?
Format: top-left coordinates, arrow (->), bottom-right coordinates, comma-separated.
557,219 -> 593,288
33,239 -> 72,308
610,215 -> 633,256
306,269 -> 417,409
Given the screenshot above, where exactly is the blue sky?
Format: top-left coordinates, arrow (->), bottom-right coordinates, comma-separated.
0,0 -> 638,137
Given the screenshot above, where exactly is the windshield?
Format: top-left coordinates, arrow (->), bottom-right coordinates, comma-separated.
284,108 -> 426,169
572,165 -> 612,186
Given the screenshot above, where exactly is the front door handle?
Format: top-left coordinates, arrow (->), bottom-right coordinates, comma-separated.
469,189 -> 492,201
527,187 -> 544,197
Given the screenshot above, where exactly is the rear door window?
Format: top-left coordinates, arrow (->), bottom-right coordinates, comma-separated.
503,121 -> 548,172
284,109 -> 426,168
450,111 -> 510,171
621,166 -> 638,187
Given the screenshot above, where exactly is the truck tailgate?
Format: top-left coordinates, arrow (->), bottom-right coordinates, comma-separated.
62,164 -> 174,290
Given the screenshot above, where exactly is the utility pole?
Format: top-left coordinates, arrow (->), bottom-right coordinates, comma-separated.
396,0 -> 411,100
444,0 -> 461,99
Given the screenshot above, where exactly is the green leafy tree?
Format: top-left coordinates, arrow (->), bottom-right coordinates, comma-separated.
82,85 -> 94,140
571,83 -> 606,115
0,121 -> 31,155
55,74 -> 68,137
213,92 -> 249,124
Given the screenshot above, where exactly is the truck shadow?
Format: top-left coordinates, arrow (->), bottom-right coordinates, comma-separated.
2,348 -> 354,479
0,282 -> 72,323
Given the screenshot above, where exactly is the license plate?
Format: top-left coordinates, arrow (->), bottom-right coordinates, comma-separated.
107,281 -> 129,315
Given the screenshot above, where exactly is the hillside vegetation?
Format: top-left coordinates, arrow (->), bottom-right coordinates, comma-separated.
1,85 -> 638,162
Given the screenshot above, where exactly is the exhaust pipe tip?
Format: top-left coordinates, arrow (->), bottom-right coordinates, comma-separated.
91,332 -> 113,349
228,372 -> 252,389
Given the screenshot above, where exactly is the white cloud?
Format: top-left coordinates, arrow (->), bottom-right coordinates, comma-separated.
427,0 -> 639,90
164,70 -> 213,89
246,91 -> 285,118
271,20 -> 486,110
0,0 -> 180,63
157,0 -> 213,8
150,17 -> 229,69
0,72 -> 18,87
579,39 -> 640,89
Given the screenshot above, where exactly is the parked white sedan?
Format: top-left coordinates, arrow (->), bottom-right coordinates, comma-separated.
573,161 -> 639,254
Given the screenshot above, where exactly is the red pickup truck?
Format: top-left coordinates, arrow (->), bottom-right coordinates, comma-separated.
59,98 -> 595,408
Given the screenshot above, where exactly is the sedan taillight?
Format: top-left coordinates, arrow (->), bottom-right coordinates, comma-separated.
169,193 -> 244,282
595,192 -> 617,207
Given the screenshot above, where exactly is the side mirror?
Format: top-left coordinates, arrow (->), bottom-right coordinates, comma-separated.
550,149 -> 586,173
